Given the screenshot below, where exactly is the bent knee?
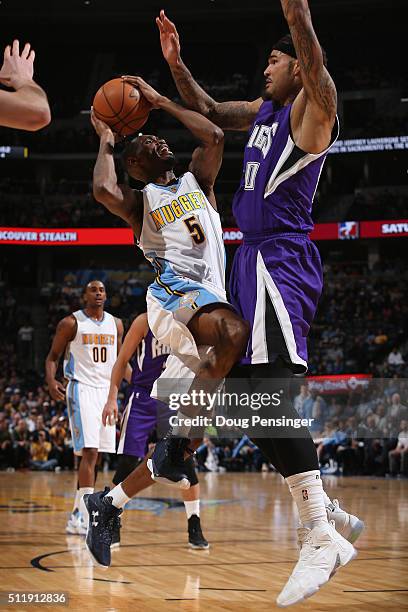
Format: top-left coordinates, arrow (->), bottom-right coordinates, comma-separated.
215,316 -> 250,360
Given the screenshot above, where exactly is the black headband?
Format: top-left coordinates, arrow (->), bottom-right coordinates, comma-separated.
272,33 -> 328,67
272,35 -> 297,60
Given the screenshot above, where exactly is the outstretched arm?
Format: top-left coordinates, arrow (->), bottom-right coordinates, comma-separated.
122,77 -> 224,205
156,10 -> 261,131
281,0 -> 337,125
0,40 -> 50,131
91,111 -> 142,232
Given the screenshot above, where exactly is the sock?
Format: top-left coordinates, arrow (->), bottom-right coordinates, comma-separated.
72,489 -> 81,513
184,499 -> 200,519
78,487 -> 94,527
108,483 -> 130,509
286,470 -> 328,529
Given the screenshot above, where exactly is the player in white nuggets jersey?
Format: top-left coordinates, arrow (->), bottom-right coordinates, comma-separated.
86,76 -> 249,567
45,280 -> 124,535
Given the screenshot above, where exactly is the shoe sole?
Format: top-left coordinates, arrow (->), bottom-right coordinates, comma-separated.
83,496 -> 109,570
189,542 -> 210,550
147,458 -> 190,490
110,542 -> 120,550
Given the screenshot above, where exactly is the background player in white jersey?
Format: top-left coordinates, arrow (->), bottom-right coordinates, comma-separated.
86,77 -> 249,566
45,280 -> 124,534
103,312 -> 209,549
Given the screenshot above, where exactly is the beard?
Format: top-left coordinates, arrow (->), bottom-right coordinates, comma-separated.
261,83 -> 276,102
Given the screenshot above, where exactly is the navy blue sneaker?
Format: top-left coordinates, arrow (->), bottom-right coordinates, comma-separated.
83,487 -> 122,568
147,436 -> 192,489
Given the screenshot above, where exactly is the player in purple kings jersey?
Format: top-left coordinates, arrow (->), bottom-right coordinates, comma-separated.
102,313 -> 209,550
156,2 -> 364,605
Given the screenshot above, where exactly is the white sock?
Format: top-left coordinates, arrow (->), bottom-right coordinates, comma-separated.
184,499 -> 200,519
78,487 -> 94,527
72,489 -> 81,513
286,470 -> 328,529
108,483 -> 130,509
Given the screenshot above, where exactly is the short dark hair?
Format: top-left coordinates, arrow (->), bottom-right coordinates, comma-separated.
82,280 -> 105,296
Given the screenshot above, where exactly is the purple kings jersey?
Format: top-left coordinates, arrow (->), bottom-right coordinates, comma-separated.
130,329 -> 170,393
232,101 -> 339,234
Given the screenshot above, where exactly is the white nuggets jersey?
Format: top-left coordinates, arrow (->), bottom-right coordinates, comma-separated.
63,310 -> 117,387
139,172 -> 226,292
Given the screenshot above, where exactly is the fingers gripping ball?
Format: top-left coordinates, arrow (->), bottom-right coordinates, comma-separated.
93,78 -> 151,137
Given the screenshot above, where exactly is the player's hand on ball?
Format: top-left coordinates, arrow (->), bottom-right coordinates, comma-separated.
0,40 -> 35,89
156,9 -> 181,66
102,399 -> 118,427
90,108 -> 115,141
48,379 -> 66,402
121,76 -> 163,109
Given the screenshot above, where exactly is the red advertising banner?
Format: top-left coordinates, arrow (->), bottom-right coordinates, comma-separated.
306,374 -> 373,394
1,221 -> 407,246
360,219 -> 408,238
0,227 -> 135,246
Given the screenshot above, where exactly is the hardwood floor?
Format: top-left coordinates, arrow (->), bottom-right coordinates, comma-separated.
0,471 -> 407,611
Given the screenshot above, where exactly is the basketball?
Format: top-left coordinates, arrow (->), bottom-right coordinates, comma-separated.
92,78 -> 151,137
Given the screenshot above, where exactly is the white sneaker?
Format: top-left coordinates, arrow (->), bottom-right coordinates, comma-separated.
277,521 -> 357,607
326,499 -> 365,544
65,510 -> 87,536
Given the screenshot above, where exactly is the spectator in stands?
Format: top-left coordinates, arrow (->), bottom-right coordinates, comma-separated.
310,396 -> 326,434
49,416 -> 69,469
389,393 -> 408,426
388,420 -> 408,477
374,403 -> 389,435
12,419 -> 30,468
294,384 -> 314,419
388,347 -> 405,368
0,416 -> 13,469
29,430 -> 57,471
26,409 -> 38,433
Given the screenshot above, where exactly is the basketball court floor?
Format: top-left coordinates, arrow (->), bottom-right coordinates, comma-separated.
0,471 -> 407,611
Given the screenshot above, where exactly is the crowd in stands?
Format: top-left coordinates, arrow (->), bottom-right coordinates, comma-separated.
196,383 -> 408,478
308,260 -> 408,378
0,174 -> 242,228
2,178 -> 407,229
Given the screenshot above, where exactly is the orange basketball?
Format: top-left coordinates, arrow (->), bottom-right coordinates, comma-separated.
92,78 -> 151,137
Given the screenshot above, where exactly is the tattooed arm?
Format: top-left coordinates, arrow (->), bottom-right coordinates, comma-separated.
281,0 -> 337,151
156,10 -> 261,131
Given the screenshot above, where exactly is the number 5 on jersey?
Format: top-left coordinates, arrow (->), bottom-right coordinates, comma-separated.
183,215 -> 206,244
